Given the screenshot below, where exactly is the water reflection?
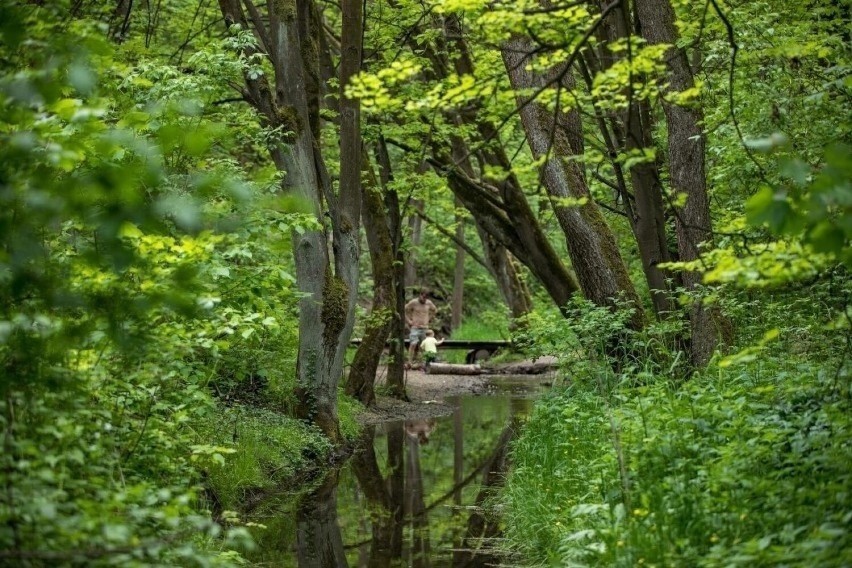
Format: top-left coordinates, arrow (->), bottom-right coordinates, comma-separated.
247,384 -> 540,567
295,472 -> 348,566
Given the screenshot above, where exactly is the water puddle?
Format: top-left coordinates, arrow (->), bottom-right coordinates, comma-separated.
244,376 -> 549,566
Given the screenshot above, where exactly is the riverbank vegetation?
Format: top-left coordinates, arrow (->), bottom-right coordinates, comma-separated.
1,0 -> 849,565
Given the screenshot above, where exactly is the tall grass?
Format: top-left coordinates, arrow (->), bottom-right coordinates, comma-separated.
500,296 -> 852,566
196,398 -> 365,511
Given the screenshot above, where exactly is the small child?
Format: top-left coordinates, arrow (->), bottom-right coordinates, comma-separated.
420,329 -> 444,370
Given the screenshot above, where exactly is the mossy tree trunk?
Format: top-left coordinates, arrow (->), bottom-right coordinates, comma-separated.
295,472 -> 348,566
375,136 -> 407,398
346,154 -> 398,406
218,0 -> 361,441
502,36 -> 644,329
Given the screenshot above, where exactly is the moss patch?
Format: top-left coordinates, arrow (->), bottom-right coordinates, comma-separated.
270,0 -> 296,21
321,272 -> 349,347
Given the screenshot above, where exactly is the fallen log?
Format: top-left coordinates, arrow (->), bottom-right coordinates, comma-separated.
426,363 -> 482,375
486,357 -> 558,375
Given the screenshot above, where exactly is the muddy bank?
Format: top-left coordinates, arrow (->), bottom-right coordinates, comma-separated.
357,357 -> 557,425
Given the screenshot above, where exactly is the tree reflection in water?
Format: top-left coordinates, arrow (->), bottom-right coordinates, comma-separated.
295,471 -> 348,567
338,395 -> 530,567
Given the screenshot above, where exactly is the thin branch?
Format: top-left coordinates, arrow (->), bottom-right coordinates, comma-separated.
595,197 -> 628,218
416,210 -> 489,270
242,0 -> 273,58
708,0 -> 769,182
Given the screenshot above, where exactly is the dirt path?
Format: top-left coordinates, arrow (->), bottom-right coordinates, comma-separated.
357,358 -> 557,424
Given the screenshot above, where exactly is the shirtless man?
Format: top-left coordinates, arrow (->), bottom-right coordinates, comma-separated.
404,288 -> 437,366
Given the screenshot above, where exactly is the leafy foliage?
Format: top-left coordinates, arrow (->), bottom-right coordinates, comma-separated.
0,3 -> 312,563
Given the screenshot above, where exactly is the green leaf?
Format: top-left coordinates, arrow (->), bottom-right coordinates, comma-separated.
807,220 -> 845,254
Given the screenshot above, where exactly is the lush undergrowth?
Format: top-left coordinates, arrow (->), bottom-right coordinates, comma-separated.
501,294 -> 851,567
198,406 -> 331,512
199,395 -> 362,513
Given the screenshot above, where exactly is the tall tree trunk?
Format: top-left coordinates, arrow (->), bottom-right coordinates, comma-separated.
589,1 -> 676,317
109,0 -> 133,42
502,37 -> 644,329
451,198 -> 465,330
347,155 -> 396,406
448,115 -> 532,321
405,199 -> 424,289
375,137 -> 407,398
386,422 -> 406,557
350,427 -> 395,567
218,0 -> 361,441
636,0 -> 725,366
439,18 -> 581,311
296,473 -> 349,567
405,427 -> 432,567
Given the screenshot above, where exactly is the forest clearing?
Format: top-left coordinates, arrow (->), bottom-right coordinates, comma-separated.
0,0 -> 850,566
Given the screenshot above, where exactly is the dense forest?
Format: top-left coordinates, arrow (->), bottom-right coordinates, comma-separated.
0,0 -> 850,566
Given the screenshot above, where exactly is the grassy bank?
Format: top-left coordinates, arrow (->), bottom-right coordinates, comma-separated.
198,394 -> 363,514
500,296 -> 851,566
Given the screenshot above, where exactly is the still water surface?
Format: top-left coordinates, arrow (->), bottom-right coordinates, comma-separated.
245,376 -> 548,567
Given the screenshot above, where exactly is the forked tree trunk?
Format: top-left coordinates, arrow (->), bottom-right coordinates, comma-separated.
448,117 -> 532,321
218,0 -> 361,441
402,12 -> 580,312
636,0 -> 727,366
502,37 -> 644,329
425,145 -> 580,310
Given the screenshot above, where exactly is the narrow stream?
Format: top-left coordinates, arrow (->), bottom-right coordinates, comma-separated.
245,376 -> 548,567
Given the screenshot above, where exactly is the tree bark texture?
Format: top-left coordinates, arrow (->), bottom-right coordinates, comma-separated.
589,1 -> 676,317
425,363 -> 482,375
347,155 -> 396,406
475,222 -> 532,320
350,427 -> 396,567
635,0 -> 723,366
218,0 -> 361,440
405,431 -> 432,567
441,19 -> 581,310
502,37 -> 644,329
449,115 -> 532,320
430,154 -> 579,309
376,137 -> 407,398
405,198 -> 424,289
296,472 -> 349,567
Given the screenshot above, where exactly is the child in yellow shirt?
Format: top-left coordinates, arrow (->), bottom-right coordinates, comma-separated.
420,329 -> 444,370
